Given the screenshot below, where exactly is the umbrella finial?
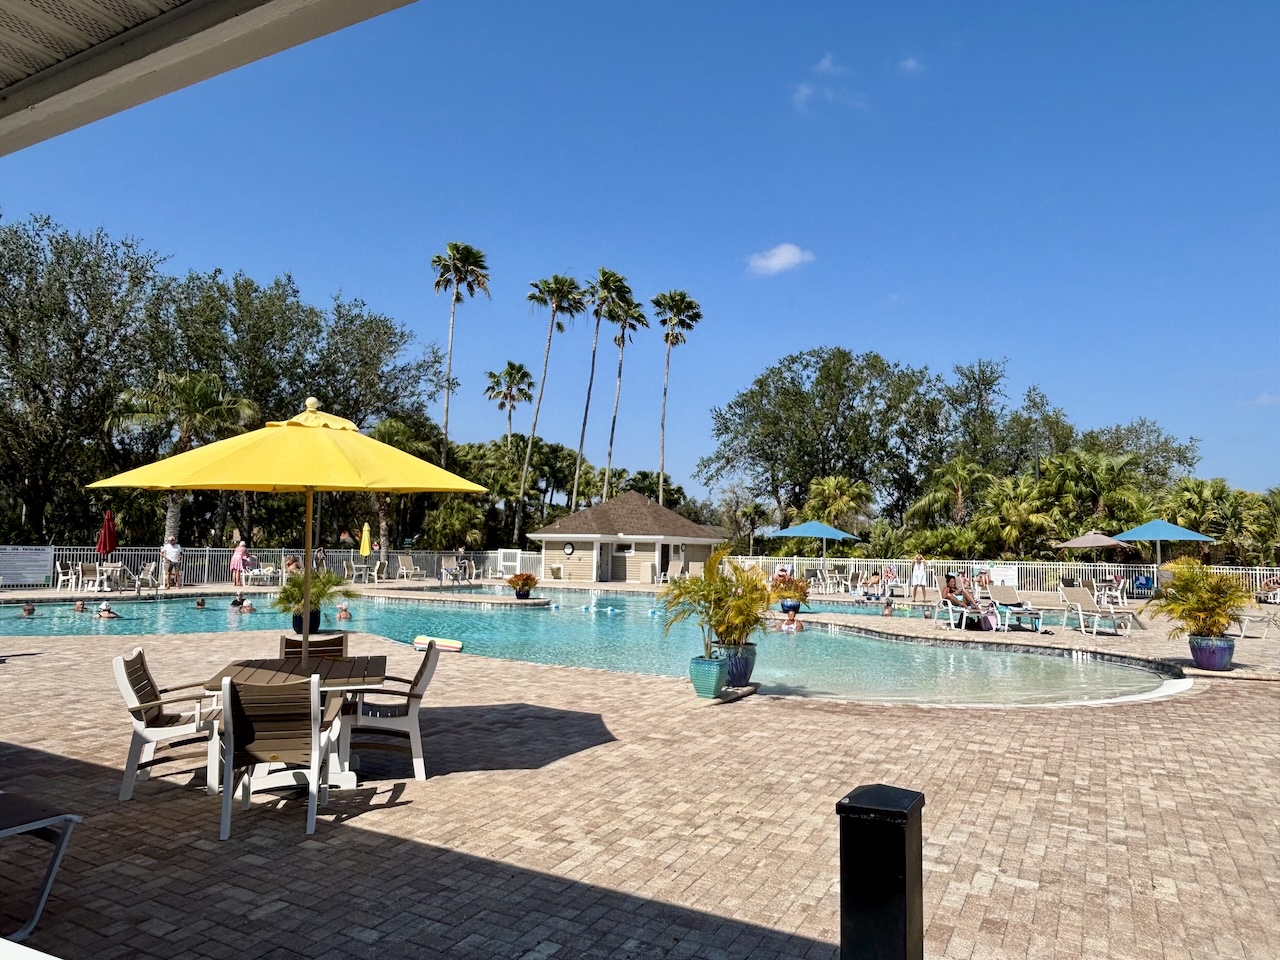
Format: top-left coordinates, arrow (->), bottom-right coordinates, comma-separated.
305,397 -> 320,411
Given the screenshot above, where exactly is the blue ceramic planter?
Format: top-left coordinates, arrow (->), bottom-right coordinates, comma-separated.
689,656 -> 728,699
1188,636 -> 1234,671
780,599 -> 801,614
714,641 -> 758,687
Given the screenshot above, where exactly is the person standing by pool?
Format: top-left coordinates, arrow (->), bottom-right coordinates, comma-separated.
161,535 -> 183,588
229,540 -> 249,586
909,554 -> 929,602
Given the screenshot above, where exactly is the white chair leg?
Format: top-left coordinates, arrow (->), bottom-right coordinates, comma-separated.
240,770 -> 252,810
205,729 -> 221,796
408,720 -> 426,781
306,757 -> 320,835
220,765 -> 236,840
120,733 -> 145,801
137,741 -> 156,781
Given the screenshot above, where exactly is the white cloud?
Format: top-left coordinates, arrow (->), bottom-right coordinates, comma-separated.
792,82 -> 816,110
1248,392 -> 1280,406
748,243 -> 815,276
899,56 -> 924,74
814,53 -> 846,75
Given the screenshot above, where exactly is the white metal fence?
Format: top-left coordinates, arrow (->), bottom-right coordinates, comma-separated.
11,546 -> 1277,596
728,555 -> 1280,597
26,546 -> 544,589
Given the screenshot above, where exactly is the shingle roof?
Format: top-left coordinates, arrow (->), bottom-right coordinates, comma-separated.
529,491 -> 724,541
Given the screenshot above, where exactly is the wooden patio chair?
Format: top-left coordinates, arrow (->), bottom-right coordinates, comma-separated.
219,674 -> 341,839
112,647 -> 220,801
279,633 -> 349,659
349,641 -> 440,781
0,790 -> 82,942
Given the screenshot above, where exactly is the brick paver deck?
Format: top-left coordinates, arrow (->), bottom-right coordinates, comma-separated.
1,625 -> 1278,959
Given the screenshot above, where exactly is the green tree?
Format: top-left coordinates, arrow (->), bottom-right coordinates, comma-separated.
484,361 -> 535,450
0,215 -> 167,542
1080,417 -> 1200,489
739,502 -> 770,554
369,418 -> 436,560
110,371 -> 258,542
624,470 -> 685,507
603,297 -> 648,500
944,358 -> 1009,473
431,242 -> 490,468
906,456 -> 992,527
571,268 -> 630,510
516,275 -> 588,542
800,475 -> 874,532
650,290 -> 702,506
973,475 -> 1054,557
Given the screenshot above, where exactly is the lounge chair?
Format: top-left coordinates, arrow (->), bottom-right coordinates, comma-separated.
280,633 -> 349,659
685,560 -> 705,579
658,559 -> 683,584
79,562 -> 102,592
219,674 -> 340,839
1061,586 -> 1133,636
1255,585 -> 1280,605
371,560 -> 388,583
987,584 -> 1044,631
1233,613 -> 1275,641
396,555 -> 424,580
0,790 -> 82,942
349,640 -> 441,781
113,647 -> 221,801
1057,576 -> 1081,602
130,560 -> 161,590
929,586 -> 983,629
243,564 -> 277,586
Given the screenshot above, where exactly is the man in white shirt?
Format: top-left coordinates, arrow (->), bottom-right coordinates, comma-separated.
161,536 -> 183,588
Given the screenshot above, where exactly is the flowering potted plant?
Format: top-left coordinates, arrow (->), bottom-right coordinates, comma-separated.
771,572 -> 810,614
506,572 -> 538,599
661,546 -> 774,695
1141,558 -> 1251,670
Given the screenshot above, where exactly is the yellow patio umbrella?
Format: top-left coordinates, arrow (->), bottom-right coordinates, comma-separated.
89,398 -> 485,663
359,522 -> 372,558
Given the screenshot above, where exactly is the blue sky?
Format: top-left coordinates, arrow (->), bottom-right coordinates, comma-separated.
2,1 -> 1277,494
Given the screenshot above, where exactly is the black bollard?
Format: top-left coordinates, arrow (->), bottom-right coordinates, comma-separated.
836,783 -> 925,960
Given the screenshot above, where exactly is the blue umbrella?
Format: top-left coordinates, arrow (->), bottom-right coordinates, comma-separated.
1114,519 -> 1214,567
763,520 -> 859,562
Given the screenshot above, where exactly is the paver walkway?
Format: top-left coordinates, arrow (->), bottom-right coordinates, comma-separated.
1,627 -> 1277,959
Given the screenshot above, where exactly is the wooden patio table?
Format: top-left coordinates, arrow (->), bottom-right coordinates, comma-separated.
205,655 -> 386,790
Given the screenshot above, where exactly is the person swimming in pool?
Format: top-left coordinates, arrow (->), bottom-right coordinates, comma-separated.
96,601 -> 119,619
20,603 -> 37,617
73,600 -> 86,613
777,608 -> 804,632
194,598 -> 206,609
336,602 -> 352,621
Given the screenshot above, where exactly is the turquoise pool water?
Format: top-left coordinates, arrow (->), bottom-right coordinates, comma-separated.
4,592 -> 1167,705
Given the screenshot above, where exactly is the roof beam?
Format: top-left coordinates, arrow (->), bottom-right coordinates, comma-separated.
0,0 -> 417,158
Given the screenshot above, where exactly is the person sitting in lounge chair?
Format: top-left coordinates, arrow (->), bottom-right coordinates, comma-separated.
861,571 -> 882,598
941,574 -> 978,610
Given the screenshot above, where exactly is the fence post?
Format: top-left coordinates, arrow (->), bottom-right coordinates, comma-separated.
836,783 -> 925,960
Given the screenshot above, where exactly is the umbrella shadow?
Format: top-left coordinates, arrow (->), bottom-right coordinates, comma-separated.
0,651 -> 42,666
362,702 -> 617,778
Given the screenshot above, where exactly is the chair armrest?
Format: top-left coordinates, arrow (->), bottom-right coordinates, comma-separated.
322,696 -> 343,726
158,680 -> 207,693
132,693 -> 210,709
383,675 -> 416,686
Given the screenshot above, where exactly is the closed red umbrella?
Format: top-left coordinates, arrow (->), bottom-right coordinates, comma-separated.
95,509 -> 118,557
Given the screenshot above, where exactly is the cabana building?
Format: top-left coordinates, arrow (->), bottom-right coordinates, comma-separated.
528,491 -> 725,584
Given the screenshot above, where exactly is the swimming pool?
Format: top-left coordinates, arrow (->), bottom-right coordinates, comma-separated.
5,592 -> 1171,705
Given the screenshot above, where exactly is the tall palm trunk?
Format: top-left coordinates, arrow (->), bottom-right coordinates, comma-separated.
375,492 -> 390,563
514,306 -> 558,544
658,337 -> 673,506
240,492 -> 251,547
506,407 -> 513,450
164,492 -> 183,542
441,290 -> 458,468
570,311 -> 604,510
212,491 -> 230,546
603,337 -> 627,500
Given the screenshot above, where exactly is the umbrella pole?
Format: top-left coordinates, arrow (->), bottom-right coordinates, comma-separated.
302,490 -> 313,671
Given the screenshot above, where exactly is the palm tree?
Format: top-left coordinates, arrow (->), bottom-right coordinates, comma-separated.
431,242 -> 490,468
802,475 -> 874,532
602,296 -> 648,500
906,456 -> 991,527
739,502 -> 770,554
483,361 -> 535,450
650,290 -> 702,506
973,475 -> 1054,558
571,268 -> 631,509
515,276 -> 587,543
110,371 -> 258,542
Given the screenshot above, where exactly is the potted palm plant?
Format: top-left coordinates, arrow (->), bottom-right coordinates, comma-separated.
661,546 -> 774,695
771,572 -> 810,614
271,569 -> 358,633
1141,558 -> 1251,671
507,572 -> 538,599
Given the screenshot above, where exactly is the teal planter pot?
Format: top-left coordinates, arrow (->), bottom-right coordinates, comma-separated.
689,656 -> 728,699
1188,636 -> 1234,671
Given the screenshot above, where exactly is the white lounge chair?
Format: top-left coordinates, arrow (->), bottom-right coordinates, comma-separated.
113,647 -> 220,801
1062,586 -> 1133,636
396,555 -> 424,580
349,641 -> 440,781
929,586 -> 984,629
988,584 -> 1044,631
